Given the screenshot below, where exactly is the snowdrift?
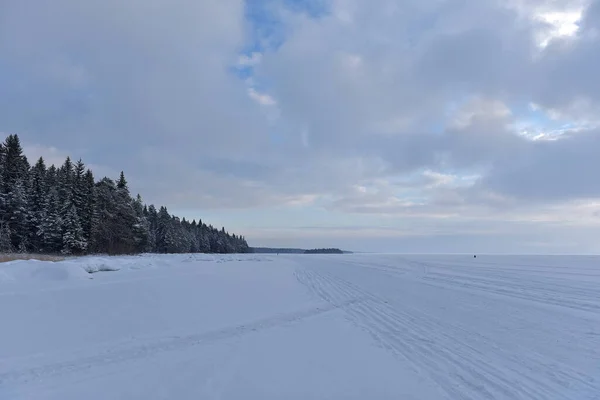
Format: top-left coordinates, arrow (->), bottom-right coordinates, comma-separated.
0,253 -> 273,287
0,259 -> 92,284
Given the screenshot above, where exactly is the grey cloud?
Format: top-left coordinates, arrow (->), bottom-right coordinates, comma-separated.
0,0 -> 274,206
253,0 -> 600,212
258,1 -> 534,169
2,0 -> 600,227
528,1 -> 600,111
478,128 -> 600,201
414,9 -> 536,97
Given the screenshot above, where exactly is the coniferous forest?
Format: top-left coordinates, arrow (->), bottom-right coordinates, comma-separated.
0,134 -> 250,255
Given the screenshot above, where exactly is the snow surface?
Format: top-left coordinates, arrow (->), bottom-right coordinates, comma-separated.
1,253 -> 599,399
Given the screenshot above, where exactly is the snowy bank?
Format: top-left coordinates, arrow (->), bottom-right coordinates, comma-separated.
0,253 -> 274,287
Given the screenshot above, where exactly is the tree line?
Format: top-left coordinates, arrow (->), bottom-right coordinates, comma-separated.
0,134 -> 250,255
304,248 -> 344,254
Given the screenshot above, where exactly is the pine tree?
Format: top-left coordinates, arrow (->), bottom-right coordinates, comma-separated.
62,204 -> 87,255
82,169 -> 95,242
145,204 -> 158,252
114,172 -> 136,253
0,221 -> 13,252
198,224 -> 211,253
58,157 -> 75,211
45,165 -> 58,190
90,178 -> 118,254
132,194 -> 149,252
6,179 -> 30,251
28,157 -> 47,252
199,231 -> 211,253
2,134 -> 30,193
117,171 -> 128,190
0,172 -> 6,225
38,188 -> 63,253
1,135 -> 30,250
73,160 -> 86,215
175,217 -> 192,253
156,206 -> 177,253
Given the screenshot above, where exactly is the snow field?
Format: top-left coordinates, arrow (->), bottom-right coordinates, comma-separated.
1,253 -> 599,399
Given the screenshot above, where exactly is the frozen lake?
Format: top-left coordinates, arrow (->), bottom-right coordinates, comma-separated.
1,253 -> 599,399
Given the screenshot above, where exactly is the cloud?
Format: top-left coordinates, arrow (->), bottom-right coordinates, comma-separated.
253,1 -> 600,206
477,127 -> 600,202
21,144 -> 69,170
21,142 -> 118,182
0,0 -> 273,201
2,0 -> 600,251
247,87 -> 277,106
237,52 -> 263,67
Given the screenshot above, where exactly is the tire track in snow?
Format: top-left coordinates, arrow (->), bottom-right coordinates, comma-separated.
397,258 -> 600,315
0,299 -> 356,386
294,266 -> 600,400
341,256 -> 600,313
422,273 -> 600,314
339,256 -> 600,315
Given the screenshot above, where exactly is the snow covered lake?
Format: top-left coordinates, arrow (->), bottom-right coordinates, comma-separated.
1,253 -> 599,399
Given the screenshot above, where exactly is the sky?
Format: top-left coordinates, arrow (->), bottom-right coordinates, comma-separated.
1,0 -> 600,253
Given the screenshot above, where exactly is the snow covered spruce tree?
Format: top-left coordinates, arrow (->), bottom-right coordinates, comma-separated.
0,135 -> 31,251
0,134 -> 250,255
61,204 -> 87,255
38,188 -> 63,253
28,157 -> 47,252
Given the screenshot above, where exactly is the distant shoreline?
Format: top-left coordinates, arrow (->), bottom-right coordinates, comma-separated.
251,247 -> 352,254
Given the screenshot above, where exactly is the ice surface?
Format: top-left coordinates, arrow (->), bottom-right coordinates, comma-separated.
1,253 -> 599,399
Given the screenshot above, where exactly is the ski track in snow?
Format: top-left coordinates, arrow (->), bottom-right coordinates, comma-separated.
0,300 -> 356,386
294,257 -> 600,400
